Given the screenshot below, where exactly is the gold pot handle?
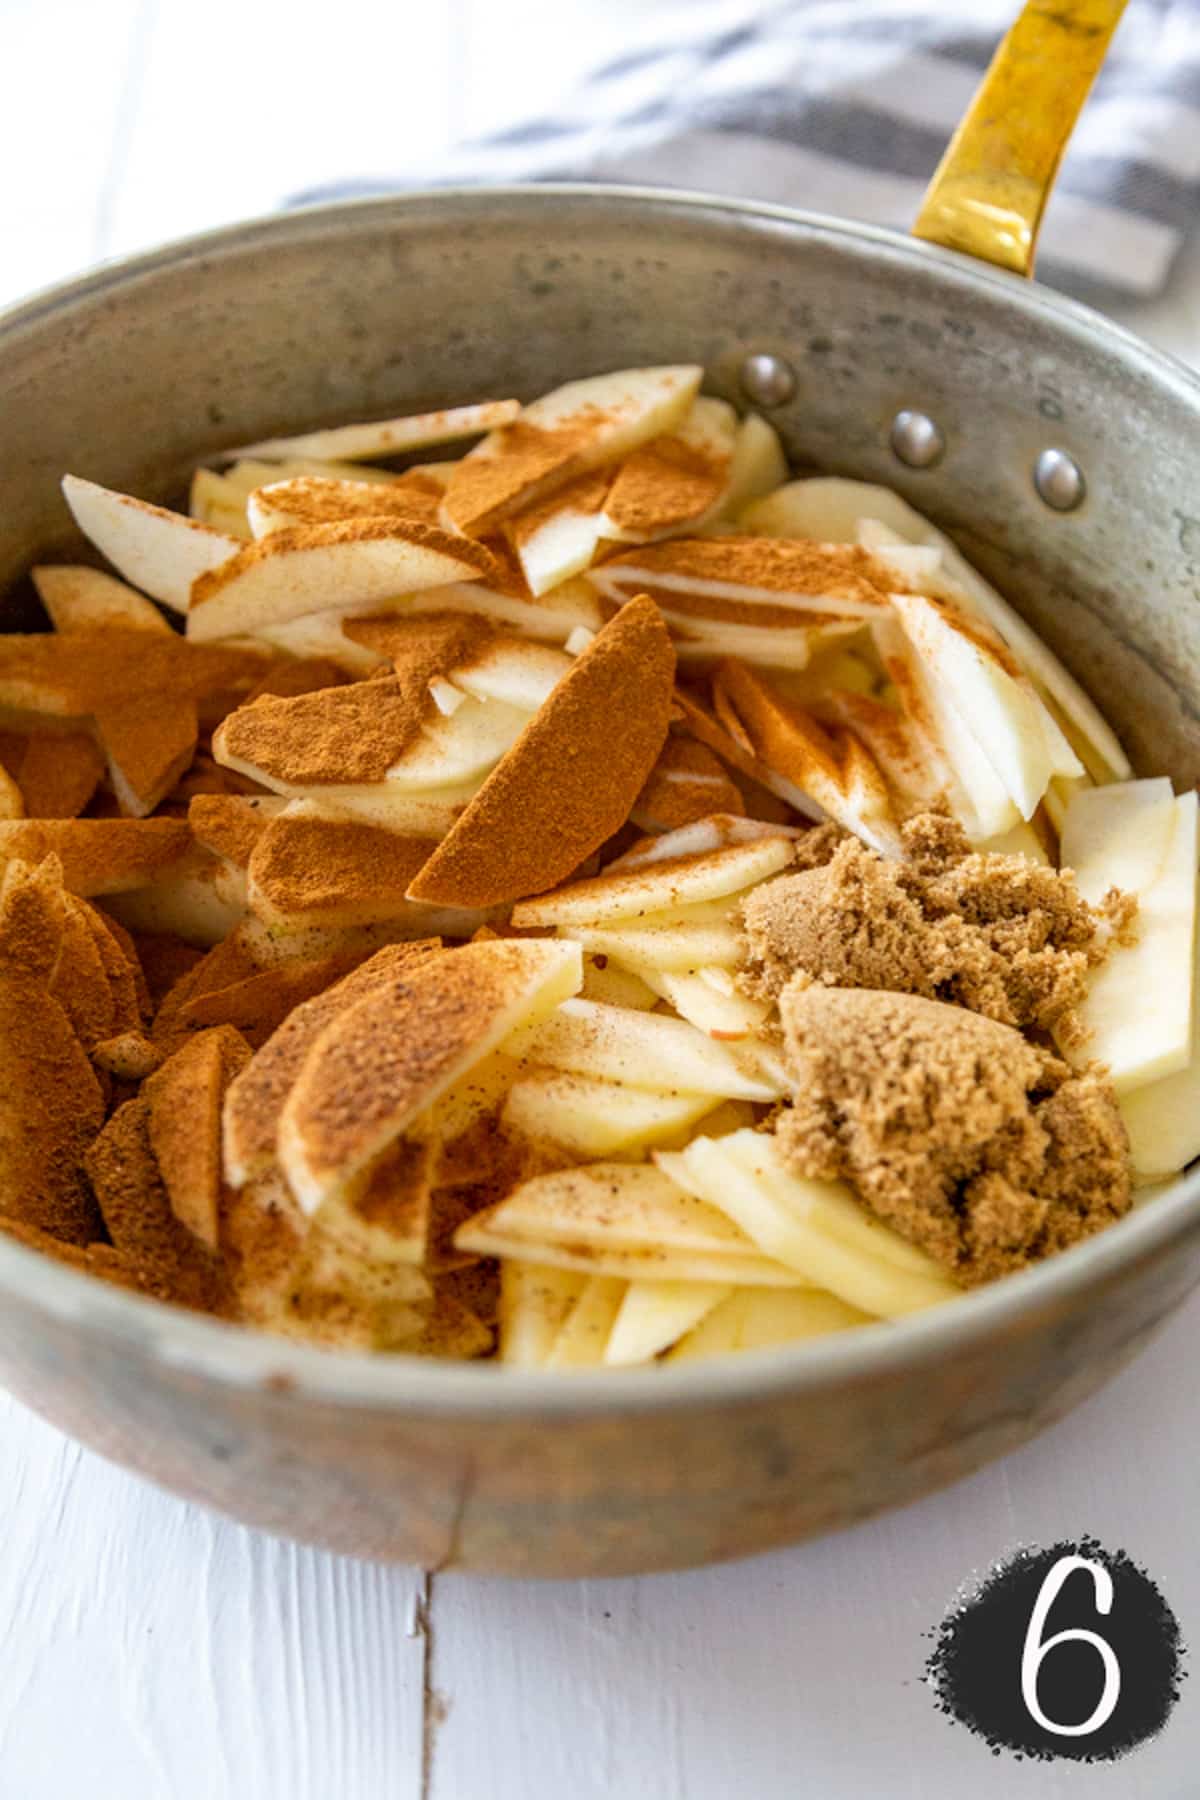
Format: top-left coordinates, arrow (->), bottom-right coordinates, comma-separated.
912,0 -> 1129,276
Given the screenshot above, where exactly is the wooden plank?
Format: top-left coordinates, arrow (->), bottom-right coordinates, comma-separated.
0,1392 -> 427,1799
428,1294 -> 1200,1800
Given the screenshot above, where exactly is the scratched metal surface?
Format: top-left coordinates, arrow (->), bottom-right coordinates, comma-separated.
2,1 -> 1200,1793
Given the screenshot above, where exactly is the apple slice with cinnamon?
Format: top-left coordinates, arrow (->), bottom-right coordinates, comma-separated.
406,595 -> 676,909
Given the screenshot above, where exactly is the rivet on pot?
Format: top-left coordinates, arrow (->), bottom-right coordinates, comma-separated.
739,352 -> 797,409
1033,447 -> 1086,512
890,410 -> 944,469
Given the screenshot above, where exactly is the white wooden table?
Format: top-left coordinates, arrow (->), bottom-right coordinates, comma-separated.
2,4 -> 1199,1793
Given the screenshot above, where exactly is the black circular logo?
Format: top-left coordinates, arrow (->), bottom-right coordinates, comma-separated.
926,1538 -> 1186,1762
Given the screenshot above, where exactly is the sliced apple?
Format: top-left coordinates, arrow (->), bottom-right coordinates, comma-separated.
444,637 -> 572,712
667,1287 -> 871,1361
588,536 -> 891,629
504,470 -> 612,596
511,831 -> 794,928
545,1276 -> 628,1370
245,476 -> 439,538
502,1067 -> 719,1158
604,1279 -> 731,1365
278,937 -> 582,1211
32,565 -> 171,636
407,596 -> 675,909
888,589 -> 1082,819
742,476 -> 1130,781
717,414 -> 788,520
497,1261 -> 588,1366
641,967 -> 771,1041
222,399 -> 522,464
1061,782 -> 1198,1092
658,1130 -> 959,1316
186,519 -> 496,642
579,957 -> 659,1011
62,475 -> 242,614
598,398 -> 738,543
713,659 -> 903,856
503,996 -> 782,1101
0,817 -> 191,896
246,812 -> 440,930
1118,900 -> 1200,1179
565,904 -> 744,974
222,940 -> 444,1186
441,366 -> 702,536
456,1161 -> 804,1285
401,575 -> 608,644
876,612 -> 1019,840
102,843 -> 247,945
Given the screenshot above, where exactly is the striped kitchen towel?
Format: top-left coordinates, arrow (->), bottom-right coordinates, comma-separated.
297,0 -> 1200,302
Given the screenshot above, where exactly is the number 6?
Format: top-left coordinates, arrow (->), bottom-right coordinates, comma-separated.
1021,1554 -> 1121,1737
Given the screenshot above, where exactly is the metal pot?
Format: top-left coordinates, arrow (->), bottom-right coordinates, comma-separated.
0,3 -> 1196,1576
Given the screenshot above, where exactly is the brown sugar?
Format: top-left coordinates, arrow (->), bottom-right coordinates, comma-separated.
740,811 -> 1134,1044
776,986 -> 1132,1285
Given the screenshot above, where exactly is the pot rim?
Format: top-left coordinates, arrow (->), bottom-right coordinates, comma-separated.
4,183 -> 1199,1418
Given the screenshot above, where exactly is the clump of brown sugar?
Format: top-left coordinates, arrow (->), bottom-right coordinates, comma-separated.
776,986 -> 1132,1285
740,811 -> 1135,1045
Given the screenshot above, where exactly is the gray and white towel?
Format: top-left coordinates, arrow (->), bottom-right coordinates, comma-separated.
297,0 -> 1200,302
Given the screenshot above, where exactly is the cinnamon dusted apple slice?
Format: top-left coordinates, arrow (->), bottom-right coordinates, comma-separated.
211,612 -> 500,801
222,940 -> 445,1187
713,660 -> 903,856
277,937 -> 582,1213
144,1026 -> 252,1251
0,731 -> 106,819
245,474 -> 441,537
406,572 -> 610,647
0,818 -> 191,896
588,536 -> 891,626
0,628 -> 267,816
742,477 -> 1131,781
62,476 -> 242,614
222,398 -> 521,464
599,398 -> 738,542
406,596 -> 675,908
502,470 -> 613,597
0,958 -> 106,1244
186,518 -> 498,643
511,819 -> 796,928
456,1162 -> 802,1286
246,809 -> 445,930
32,565 -> 172,635
441,366 -> 703,536
86,1097 -> 228,1311
631,736 -> 745,832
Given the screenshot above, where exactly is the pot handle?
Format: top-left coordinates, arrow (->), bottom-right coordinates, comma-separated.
912,0 -> 1128,277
